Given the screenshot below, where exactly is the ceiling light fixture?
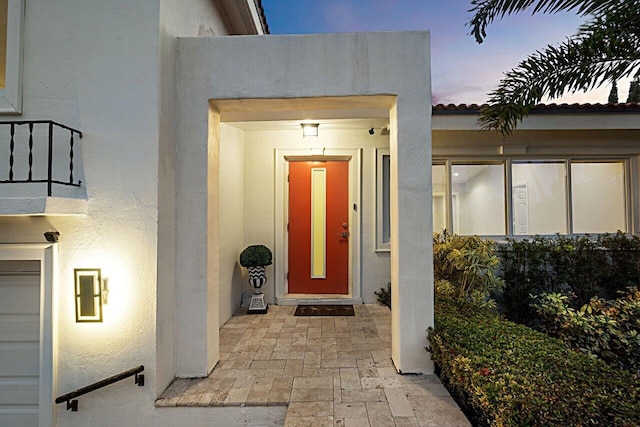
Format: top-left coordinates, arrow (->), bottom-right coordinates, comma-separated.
301,123 -> 319,137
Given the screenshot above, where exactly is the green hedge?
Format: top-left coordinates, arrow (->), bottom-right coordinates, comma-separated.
428,298 -> 640,426
498,233 -> 640,325
532,289 -> 640,377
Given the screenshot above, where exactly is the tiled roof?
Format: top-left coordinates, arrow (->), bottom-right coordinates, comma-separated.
433,102 -> 640,114
254,0 -> 270,34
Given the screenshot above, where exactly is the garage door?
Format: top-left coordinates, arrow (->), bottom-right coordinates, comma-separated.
0,260 -> 40,427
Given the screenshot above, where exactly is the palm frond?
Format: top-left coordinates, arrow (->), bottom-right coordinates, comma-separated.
468,0 -> 636,43
478,11 -> 640,134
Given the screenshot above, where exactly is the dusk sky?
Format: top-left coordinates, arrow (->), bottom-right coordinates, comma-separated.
261,0 -> 624,105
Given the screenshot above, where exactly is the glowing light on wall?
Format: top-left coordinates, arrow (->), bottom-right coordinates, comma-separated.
74,268 -> 103,322
301,123 -> 319,137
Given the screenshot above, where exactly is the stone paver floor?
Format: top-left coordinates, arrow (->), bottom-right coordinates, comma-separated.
156,304 -> 470,427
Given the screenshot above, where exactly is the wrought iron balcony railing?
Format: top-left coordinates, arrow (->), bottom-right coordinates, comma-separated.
0,121 -> 83,196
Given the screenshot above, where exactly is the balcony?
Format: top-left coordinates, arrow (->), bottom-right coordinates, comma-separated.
0,121 -> 87,216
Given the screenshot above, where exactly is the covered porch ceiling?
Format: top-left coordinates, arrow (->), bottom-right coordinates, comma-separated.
212,95 -> 394,132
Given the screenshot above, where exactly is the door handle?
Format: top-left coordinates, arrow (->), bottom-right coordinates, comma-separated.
337,232 -> 350,238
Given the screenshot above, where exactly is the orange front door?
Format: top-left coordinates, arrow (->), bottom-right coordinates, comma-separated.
288,160 -> 349,294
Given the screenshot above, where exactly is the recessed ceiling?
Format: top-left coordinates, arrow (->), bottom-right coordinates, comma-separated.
225,118 -> 390,132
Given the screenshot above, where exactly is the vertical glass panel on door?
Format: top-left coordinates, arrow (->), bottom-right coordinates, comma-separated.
571,162 -> 626,233
452,163 -> 506,236
432,164 -> 446,234
511,161 -> 567,235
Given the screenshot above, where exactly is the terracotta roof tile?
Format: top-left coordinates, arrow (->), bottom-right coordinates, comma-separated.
432,102 -> 640,114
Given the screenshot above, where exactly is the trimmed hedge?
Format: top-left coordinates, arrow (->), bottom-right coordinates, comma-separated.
428,298 -> 640,427
498,233 -> 640,325
532,289 -> 640,377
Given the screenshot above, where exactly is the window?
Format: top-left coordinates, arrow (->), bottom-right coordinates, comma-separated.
571,161 -> 626,233
432,163 -> 446,233
376,149 -> 390,251
429,158 -> 629,237
0,0 -> 23,113
452,162 -> 506,236
511,161 -> 567,235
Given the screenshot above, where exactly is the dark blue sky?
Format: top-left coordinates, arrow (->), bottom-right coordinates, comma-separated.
262,0 -> 614,104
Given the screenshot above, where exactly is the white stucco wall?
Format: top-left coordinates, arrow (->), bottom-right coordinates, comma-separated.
156,0 -> 234,395
241,128 -> 391,303
0,1 -> 162,425
219,123 -> 246,323
0,0 -> 249,425
176,31 -> 433,375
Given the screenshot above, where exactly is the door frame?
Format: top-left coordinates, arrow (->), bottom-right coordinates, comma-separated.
0,243 -> 57,427
275,148 -> 362,305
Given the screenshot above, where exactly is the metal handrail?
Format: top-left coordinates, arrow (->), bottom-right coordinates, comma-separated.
0,120 -> 83,196
54,365 -> 144,412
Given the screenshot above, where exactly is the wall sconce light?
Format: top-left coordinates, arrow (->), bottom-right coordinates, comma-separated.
44,231 -> 60,242
301,123 -> 319,137
74,268 -> 103,322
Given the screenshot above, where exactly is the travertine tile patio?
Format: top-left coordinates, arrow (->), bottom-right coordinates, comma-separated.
156,304 -> 470,427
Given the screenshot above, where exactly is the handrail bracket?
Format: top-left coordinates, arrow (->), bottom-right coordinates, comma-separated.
135,372 -> 144,387
66,399 -> 78,412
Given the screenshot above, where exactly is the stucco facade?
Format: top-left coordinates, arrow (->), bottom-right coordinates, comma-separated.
0,1 -> 271,426
174,31 -> 434,378
1,1 -> 638,426
432,105 -> 640,238
0,2 -> 436,426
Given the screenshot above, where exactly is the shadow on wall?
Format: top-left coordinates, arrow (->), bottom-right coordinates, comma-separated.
231,261 -> 243,309
0,217 -> 61,243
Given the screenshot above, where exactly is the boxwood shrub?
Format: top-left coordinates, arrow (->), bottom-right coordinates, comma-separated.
498,232 -> 640,325
428,298 -> 640,426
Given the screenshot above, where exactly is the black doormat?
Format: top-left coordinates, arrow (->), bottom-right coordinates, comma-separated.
294,304 -> 355,316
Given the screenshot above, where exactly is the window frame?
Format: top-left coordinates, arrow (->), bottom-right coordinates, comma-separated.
449,160 -> 508,238
432,156 -> 632,239
0,0 -> 24,114
510,159 -> 569,235
568,159 -> 630,235
375,148 -> 390,252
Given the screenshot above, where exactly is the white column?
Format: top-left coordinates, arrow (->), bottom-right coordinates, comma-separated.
174,105 -> 220,377
390,99 -> 434,374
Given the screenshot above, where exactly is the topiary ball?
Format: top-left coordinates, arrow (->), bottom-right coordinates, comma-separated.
239,244 -> 273,267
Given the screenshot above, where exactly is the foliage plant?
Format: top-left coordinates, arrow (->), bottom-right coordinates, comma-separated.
433,231 -> 504,308
531,288 -> 640,376
498,232 -> 640,325
239,244 -> 273,268
374,282 -> 391,309
428,297 -> 640,426
467,0 -> 640,135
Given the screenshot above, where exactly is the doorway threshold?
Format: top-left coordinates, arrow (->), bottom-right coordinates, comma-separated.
276,294 -> 362,306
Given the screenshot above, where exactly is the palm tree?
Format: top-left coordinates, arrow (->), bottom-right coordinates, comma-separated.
469,0 -> 640,135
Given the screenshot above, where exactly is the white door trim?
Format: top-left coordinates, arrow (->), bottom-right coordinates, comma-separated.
0,244 -> 57,427
274,148 -> 362,305
512,182 -> 529,235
